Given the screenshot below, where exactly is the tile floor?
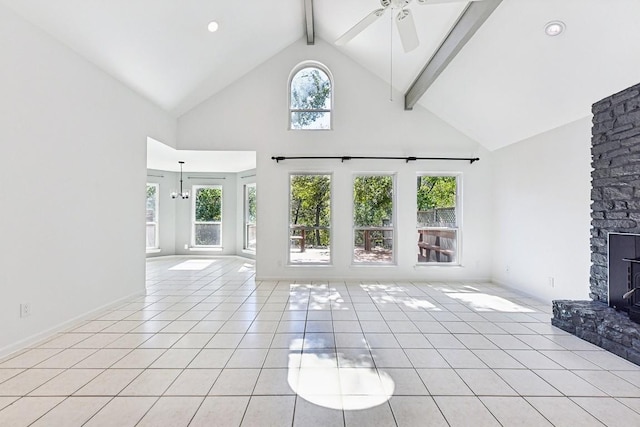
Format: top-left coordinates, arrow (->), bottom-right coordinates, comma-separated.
1,256 -> 640,426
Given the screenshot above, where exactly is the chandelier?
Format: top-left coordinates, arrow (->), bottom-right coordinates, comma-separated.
171,161 -> 189,199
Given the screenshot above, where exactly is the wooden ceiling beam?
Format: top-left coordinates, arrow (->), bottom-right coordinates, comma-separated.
404,0 -> 502,110
305,0 -> 315,45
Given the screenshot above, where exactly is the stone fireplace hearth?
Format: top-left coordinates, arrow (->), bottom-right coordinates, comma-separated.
552,300 -> 640,364
552,82 -> 640,365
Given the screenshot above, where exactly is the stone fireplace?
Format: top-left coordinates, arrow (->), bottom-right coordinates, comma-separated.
552,82 -> 640,364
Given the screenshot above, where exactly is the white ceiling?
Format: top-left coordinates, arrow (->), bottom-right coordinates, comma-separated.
0,0 -> 304,116
420,0 -> 640,150
3,0 -> 640,150
147,138 -> 255,173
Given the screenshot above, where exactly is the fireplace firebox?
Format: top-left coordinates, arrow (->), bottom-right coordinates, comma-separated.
624,258 -> 640,322
609,233 -> 640,322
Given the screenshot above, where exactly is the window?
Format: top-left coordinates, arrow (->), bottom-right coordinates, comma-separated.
417,175 -> 460,264
289,174 -> 331,264
146,183 -> 159,249
244,183 -> 257,252
192,185 -> 223,247
289,64 -> 332,130
353,175 -> 395,264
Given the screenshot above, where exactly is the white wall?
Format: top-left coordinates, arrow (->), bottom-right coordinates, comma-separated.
491,117 -> 592,303
0,5 -> 175,354
178,38 -> 493,281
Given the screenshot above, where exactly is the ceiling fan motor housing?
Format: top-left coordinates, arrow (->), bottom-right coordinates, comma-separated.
339,0 -> 450,52
382,0 -> 412,8
397,9 -> 411,21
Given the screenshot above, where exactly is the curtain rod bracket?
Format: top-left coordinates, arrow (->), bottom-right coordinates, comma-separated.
406,157 -> 417,163
341,156 -> 351,162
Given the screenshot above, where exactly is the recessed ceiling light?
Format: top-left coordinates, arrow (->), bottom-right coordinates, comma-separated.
207,21 -> 219,33
544,21 -> 565,37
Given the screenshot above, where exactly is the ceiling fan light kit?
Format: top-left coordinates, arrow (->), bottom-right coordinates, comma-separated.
335,0 -> 486,53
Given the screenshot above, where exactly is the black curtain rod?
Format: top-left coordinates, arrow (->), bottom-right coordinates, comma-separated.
271,155 -> 479,164
187,176 -> 226,180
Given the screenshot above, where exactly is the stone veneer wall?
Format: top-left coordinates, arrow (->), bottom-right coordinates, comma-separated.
590,82 -> 640,302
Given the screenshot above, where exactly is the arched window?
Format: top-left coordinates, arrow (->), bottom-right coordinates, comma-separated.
289,63 -> 332,130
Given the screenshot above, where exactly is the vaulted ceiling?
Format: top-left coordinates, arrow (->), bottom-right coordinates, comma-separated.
2,0 -> 640,150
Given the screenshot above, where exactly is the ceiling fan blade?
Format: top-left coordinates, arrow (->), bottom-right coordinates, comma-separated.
396,9 -> 419,53
335,8 -> 387,46
416,0 -> 486,4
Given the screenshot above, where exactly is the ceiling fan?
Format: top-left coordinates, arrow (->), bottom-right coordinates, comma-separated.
335,0 -> 484,53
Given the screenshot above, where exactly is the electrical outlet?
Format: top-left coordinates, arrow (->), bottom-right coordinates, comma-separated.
20,303 -> 31,318
548,277 -> 555,288
184,244 -> 189,250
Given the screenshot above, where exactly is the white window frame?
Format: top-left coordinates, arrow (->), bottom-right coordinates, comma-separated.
244,183 -> 257,252
288,61 -> 333,131
146,183 -> 159,250
288,172 -> 333,265
191,184 -> 223,248
352,173 -> 397,265
416,173 -> 462,266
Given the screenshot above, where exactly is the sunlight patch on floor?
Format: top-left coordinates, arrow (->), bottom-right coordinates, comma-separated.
237,263 -> 254,273
287,351 -> 395,411
446,292 -> 535,313
288,283 -> 347,311
362,284 -> 439,310
168,259 -> 216,271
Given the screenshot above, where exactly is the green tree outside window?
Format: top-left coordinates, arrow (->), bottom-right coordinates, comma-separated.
290,66 -> 331,129
290,175 -> 331,247
195,188 -> 222,222
353,176 -> 393,227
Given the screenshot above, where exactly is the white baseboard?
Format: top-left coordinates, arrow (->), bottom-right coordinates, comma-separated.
0,290 -> 143,360
255,275 -> 492,282
147,254 -> 255,262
